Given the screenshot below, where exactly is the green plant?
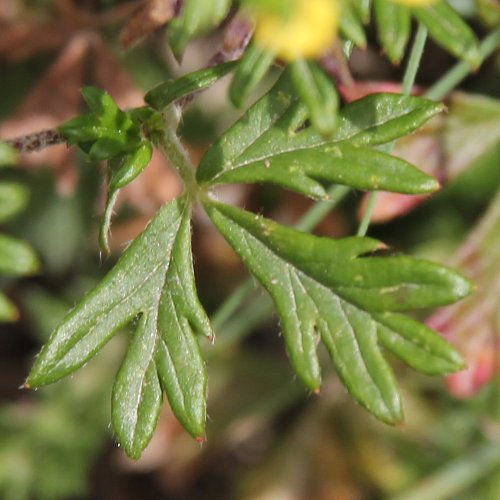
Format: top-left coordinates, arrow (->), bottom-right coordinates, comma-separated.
3,0 -> 498,464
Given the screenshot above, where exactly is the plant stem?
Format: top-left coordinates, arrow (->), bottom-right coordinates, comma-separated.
425,27 -> 500,101
210,184 -> 350,331
402,24 -> 428,96
159,105 -> 198,196
356,24 -> 428,238
356,192 -> 379,237
294,185 -> 351,232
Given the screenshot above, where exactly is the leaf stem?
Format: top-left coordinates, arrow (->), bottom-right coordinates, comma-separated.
425,27 -> 500,101
402,24 -> 428,96
294,185 -> 351,232
210,184 -> 350,331
356,24 -> 428,238
356,192 -> 379,237
159,105 -> 198,197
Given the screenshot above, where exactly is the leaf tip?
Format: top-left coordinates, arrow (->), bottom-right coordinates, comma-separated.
195,435 -> 206,445
312,387 -> 321,395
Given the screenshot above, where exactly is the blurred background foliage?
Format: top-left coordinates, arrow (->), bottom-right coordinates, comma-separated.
1,0 -> 500,499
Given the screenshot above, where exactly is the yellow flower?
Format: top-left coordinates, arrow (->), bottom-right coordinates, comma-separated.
252,0 -> 340,61
391,0 -> 439,5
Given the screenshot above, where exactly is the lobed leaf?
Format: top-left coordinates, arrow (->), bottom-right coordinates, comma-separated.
28,197 -> 212,458
209,142 -> 439,199
203,200 -> 471,424
198,72 -> 444,195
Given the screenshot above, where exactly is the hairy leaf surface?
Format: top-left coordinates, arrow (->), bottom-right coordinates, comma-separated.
204,200 -> 471,424
27,197 -> 212,458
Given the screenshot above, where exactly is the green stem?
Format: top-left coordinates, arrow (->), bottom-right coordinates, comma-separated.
356,192 -> 379,237
356,24 -> 428,238
390,442 -> 500,500
211,280 -> 254,331
402,24 -> 428,96
210,184 -> 350,333
294,185 -> 350,232
425,27 -> 500,101
159,105 -> 198,196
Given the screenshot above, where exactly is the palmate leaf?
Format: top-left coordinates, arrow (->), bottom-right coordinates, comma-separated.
197,72 -> 443,198
204,200 -> 471,424
27,196 -> 212,458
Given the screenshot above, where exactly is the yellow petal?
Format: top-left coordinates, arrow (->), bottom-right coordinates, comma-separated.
253,0 -> 340,61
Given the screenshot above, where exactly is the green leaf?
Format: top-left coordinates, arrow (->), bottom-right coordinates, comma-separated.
81,86 -> 120,117
374,0 -> 411,64
340,0 -> 367,48
0,183 -> 29,223
198,72 -> 443,195
289,60 -> 339,137
110,142 -> 153,191
145,62 -> 237,110
413,2 -> 480,66
99,143 -> 154,254
0,234 -> 40,276
353,0 -> 372,24
0,142 -> 18,167
203,200 -> 471,423
59,87 -> 139,159
169,0 -> 231,60
27,197 -> 212,458
0,292 -> 18,322
376,313 -> 465,375
229,44 -> 275,108
209,143 -> 439,199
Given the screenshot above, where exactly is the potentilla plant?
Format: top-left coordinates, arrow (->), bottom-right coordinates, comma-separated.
5,0 -> 496,459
